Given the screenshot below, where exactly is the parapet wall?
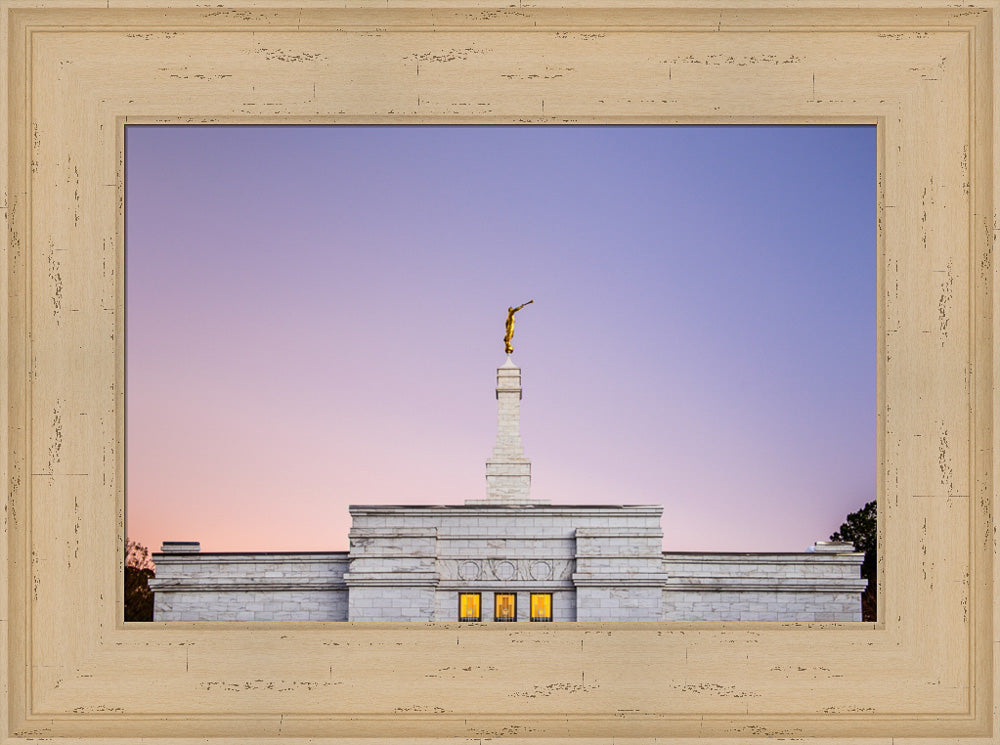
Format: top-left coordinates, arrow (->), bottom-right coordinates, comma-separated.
147,537 -> 866,622
661,552 -> 869,622
149,552 -> 350,622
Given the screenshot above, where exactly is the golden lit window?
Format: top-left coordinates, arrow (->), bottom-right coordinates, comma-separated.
494,593 -> 517,622
530,593 -> 552,622
459,593 -> 481,622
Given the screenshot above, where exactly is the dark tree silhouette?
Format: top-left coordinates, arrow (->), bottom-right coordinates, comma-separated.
830,500 -> 877,621
125,540 -> 155,622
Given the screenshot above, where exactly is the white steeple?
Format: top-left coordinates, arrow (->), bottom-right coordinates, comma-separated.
466,356 -> 548,505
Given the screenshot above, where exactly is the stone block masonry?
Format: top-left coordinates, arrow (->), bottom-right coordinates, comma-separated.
149,551 -> 350,622
152,506 -> 681,622
150,517 -> 867,622
660,551 -> 869,621
155,590 -> 346,622
480,357 -> 536,502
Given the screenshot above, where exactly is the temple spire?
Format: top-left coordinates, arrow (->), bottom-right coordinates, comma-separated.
466,356 -> 548,505
485,356 -> 532,501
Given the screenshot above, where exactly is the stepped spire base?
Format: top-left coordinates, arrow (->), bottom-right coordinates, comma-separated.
483,357 -> 541,503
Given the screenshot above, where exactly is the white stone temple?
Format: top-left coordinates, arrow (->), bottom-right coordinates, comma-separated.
149,357 -> 867,623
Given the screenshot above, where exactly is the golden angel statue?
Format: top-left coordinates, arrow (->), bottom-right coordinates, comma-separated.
504,300 -> 534,355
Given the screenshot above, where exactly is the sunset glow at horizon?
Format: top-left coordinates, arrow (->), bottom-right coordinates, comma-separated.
125,124 -> 876,556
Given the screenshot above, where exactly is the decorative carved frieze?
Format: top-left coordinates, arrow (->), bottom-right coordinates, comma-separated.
439,558 -> 574,582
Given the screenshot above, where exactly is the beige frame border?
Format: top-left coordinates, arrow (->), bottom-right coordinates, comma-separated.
1,1 -> 997,742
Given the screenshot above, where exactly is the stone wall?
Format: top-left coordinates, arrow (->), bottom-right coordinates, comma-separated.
343,526 -> 439,621
576,586 -> 664,622
574,527 -> 668,621
349,504 -> 666,622
348,586 -> 437,622
661,552 -> 868,622
155,589 -> 348,622
149,551 -> 349,622
147,514 -> 866,623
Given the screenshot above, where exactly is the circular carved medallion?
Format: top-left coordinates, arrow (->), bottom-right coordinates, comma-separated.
494,560 -> 516,580
529,561 -> 552,580
458,561 -> 481,581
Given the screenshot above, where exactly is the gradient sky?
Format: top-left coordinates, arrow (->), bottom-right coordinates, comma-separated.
125,124 -> 875,555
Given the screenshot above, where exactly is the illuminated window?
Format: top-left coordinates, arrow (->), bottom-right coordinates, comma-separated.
530,593 -> 552,622
494,593 -> 517,622
458,593 -> 481,622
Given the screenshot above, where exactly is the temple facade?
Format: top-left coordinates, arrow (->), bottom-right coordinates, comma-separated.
149,358 -> 867,623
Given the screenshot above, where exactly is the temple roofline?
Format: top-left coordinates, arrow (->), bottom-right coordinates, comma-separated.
348,503 -> 664,511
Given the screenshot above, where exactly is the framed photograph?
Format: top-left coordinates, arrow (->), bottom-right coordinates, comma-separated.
1,1 -> 997,742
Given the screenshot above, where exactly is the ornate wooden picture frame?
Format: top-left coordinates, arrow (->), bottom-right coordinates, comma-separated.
1,1 -> 997,742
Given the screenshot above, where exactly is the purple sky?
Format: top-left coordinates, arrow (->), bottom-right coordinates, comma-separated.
125,124 -> 875,554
